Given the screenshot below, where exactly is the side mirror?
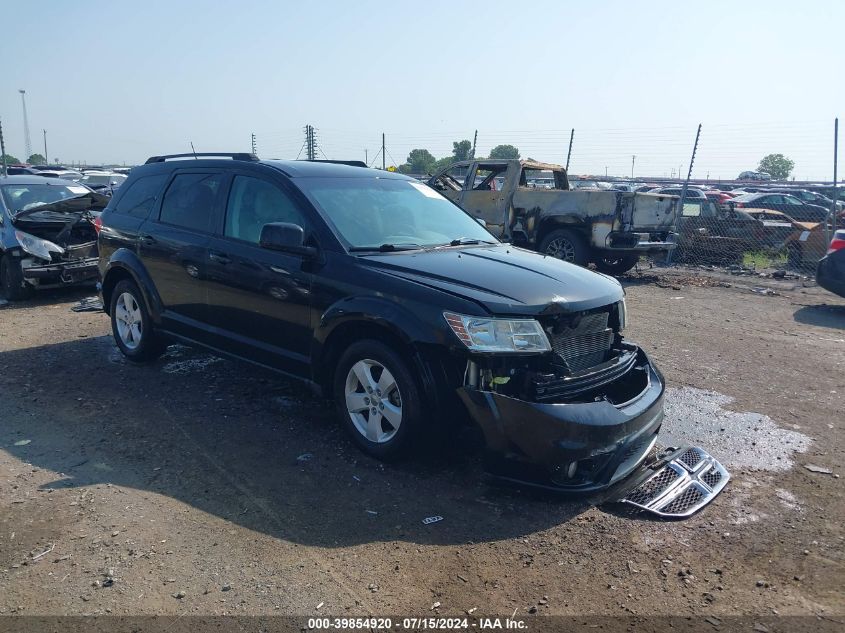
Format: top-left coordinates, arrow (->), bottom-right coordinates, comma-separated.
259,222 -> 317,258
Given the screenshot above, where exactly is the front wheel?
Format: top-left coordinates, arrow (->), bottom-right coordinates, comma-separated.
594,253 -> 640,275
1,254 -> 34,301
538,229 -> 589,266
333,340 -> 423,460
110,279 -> 165,362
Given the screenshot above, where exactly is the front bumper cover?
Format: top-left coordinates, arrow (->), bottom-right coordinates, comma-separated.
458,348 -> 665,492
22,256 -> 99,285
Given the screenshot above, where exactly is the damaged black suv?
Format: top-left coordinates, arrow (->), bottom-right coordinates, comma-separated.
98,153 -> 665,492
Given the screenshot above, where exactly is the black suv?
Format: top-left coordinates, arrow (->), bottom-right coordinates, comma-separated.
98,153 -> 665,491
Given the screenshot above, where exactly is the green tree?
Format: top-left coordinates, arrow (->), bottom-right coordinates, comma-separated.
27,153 -> 46,165
452,139 -> 472,162
1,153 -> 21,165
489,144 -> 520,160
405,148 -> 436,174
432,156 -> 454,173
758,154 -> 794,180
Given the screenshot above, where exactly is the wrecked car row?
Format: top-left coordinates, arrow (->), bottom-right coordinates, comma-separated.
87,153 -> 729,517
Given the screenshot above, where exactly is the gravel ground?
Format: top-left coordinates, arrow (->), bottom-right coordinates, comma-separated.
0,278 -> 843,624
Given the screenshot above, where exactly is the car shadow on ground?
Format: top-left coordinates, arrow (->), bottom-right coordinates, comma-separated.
793,303 -> 845,330
0,334 -> 596,549
0,285 -> 96,310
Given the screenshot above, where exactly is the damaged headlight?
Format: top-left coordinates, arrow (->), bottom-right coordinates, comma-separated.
14,230 -> 65,262
444,312 -> 551,353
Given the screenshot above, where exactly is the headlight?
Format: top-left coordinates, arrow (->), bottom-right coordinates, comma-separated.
618,299 -> 627,331
14,230 -> 65,262
444,312 -> 551,353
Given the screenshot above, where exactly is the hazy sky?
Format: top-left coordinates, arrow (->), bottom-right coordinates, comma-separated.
2,0 -> 842,179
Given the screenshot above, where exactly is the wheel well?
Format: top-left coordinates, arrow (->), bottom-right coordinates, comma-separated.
101,268 -> 134,315
317,320 -> 414,393
535,219 -> 588,248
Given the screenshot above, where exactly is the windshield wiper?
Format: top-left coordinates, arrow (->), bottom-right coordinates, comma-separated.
349,243 -> 421,253
450,237 -> 496,246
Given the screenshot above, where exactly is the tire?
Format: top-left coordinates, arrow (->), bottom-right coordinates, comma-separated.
594,253 -> 640,275
110,279 -> 165,362
333,339 -> 423,461
0,254 -> 34,301
538,228 -> 590,266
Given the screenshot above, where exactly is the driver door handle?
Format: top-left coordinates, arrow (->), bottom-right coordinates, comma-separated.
209,251 -> 231,265
140,234 -> 157,245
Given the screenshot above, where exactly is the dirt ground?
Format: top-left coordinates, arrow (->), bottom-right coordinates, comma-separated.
0,276 -> 843,626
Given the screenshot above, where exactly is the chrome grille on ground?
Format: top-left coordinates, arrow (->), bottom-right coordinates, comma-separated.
549,312 -> 614,373
621,446 -> 730,519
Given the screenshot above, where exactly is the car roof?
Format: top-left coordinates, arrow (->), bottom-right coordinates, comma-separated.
0,174 -> 84,185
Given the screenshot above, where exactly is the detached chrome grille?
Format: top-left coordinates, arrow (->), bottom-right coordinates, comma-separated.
621,446 -> 730,519
549,312 -> 614,373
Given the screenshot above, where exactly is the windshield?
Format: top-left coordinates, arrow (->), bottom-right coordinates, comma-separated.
299,177 -> 496,250
1,183 -> 90,214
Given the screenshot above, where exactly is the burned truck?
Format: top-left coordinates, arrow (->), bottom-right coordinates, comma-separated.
0,176 -> 109,300
428,160 -> 678,274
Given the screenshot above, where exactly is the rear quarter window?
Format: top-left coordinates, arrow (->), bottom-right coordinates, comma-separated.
112,174 -> 168,218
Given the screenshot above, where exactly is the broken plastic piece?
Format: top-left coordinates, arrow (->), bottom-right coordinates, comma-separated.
422,515 -> 444,525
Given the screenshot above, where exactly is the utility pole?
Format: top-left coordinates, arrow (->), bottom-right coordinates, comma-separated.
305,125 -> 317,161
565,128 -> 574,171
826,118 -> 838,248
0,118 -> 8,176
631,155 -> 636,179
365,149 -> 368,165
250,133 -> 256,155
19,90 -> 32,160
470,130 -> 478,159
605,166 -> 608,178
382,133 -> 386,170
43,129 -> 48,164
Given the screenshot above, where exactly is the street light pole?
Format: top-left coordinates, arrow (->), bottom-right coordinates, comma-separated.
43,129 -> 48,165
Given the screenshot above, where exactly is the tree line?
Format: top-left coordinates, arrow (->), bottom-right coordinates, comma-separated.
397,141 -> 520,175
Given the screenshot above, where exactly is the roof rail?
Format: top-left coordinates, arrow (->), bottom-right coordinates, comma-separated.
144,152 -> 259,164
300,159 -> 368,168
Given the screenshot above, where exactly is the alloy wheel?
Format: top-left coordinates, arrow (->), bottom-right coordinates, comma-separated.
344,359 -> 403,443
546,237 -> 576,262
114,291 -> 143,350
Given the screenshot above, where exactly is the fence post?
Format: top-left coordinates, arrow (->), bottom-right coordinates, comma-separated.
827,118 -> 839,249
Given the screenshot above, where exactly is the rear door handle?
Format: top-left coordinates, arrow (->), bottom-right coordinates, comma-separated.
140,234 -> 156,245
209,251 -> 231,265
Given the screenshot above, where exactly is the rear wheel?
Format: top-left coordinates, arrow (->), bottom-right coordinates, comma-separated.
110,279 -> 165,362
0,254 -> 33,301
333,340 -> 423,460
539,228 -> 589,266
594,253 -> 640,275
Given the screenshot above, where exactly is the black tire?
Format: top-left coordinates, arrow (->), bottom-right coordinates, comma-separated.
538,228 -> 590,266
594,253 -> 640,275
0,254 -> 34,301
109,279 -> 165,362
333,339 -> 423,461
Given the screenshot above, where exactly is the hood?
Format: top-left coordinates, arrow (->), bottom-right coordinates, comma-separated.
12,192 -> 110,220
358,245 -> 624,316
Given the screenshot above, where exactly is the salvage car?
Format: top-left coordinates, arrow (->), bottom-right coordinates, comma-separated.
0,175 -> 109,299
730,192 -> 831,223
427,159 -> 679,275
97,155 -> 687,495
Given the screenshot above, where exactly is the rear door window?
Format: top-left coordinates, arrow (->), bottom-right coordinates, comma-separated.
112,174 -> 168,218
158,172 -> 226,233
